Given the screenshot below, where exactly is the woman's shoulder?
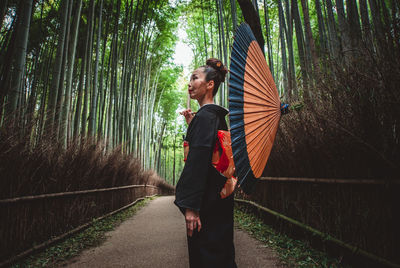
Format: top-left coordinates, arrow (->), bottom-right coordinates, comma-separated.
197,104 -> 229,118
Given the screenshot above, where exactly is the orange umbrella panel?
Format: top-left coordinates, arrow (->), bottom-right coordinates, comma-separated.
228,23 -> 281,194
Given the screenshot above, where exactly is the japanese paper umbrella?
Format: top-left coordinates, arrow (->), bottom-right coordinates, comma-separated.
229,23 -> 281,194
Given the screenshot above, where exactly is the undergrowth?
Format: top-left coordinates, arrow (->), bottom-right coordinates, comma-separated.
234,205 -> 351,268
266,52 -> 400,180
11,196 -> 155,268
0,125 -> 174,262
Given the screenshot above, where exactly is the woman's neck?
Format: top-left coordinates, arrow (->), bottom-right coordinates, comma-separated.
198,94 -> 214,107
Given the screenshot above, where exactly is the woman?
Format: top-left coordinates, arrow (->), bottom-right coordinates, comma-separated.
174,58 -> 237,268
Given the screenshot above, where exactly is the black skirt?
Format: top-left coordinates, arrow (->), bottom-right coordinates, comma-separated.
187,165 -> 237,268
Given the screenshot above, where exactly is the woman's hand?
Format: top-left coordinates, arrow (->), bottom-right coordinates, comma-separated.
185,208 -> 201,237
180,109 -> 195,125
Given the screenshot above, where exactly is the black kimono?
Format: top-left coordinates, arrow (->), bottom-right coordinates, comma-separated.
174,104 -> 237,268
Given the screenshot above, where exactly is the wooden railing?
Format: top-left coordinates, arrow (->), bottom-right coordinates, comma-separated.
235,198 -> 400,268
0,184 -> 158,204
260,176 -> 400,184
0,184 -> 171,267
236,176 -> 400,267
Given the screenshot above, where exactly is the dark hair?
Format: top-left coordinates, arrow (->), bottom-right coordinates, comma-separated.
201,58 -> 228,96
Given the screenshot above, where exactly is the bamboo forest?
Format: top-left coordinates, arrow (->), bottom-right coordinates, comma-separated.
0,0 -> 399,267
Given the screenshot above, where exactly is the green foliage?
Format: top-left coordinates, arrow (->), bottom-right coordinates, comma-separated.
156,66 -> 183,122
12,197 -> 154,268
234,205 -> 350,267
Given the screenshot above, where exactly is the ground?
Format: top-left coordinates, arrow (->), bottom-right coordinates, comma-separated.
64,196 -> 282,268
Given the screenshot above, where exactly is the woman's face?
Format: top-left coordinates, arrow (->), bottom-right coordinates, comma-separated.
188,68 -> 211,101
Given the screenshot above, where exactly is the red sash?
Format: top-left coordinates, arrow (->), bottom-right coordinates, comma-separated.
183,130 -> 237,198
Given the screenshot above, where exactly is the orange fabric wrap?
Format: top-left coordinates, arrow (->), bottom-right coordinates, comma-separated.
183,130 -> 237,199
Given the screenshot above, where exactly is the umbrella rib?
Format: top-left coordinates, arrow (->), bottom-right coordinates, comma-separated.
244,114 -> 277,145
230,108 -> 280,116
243,82 -> 278,107
243,110 -> 279,129
229,81 -> 273,104
230,97 -> 278,109
247,116 -> 280,176
230,41 -> 280,108
246,43 -> 279,100
243,68 -> 273,101
245,46 -> 277,101
249,45 -> 278,99
233,47 -> 274,102
246,119 -> 274,169
230,76 -> 274,105
252,118 -> 279,175
244,113 -> 279,125
252,120 -> 279,177
230,110 -> 278,131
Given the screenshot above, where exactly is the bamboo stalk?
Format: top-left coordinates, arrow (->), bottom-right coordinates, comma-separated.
0,194 -> 158,268
259,177 -> 399,184
234,198 -> 400,268
0,185 -> 158,204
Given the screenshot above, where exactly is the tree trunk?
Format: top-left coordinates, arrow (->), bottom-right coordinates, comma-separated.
173,131 -> 176,185
263,0 -> 274,79
0,0 -> 9,28
45,0 -> 69,135
5,0 -> 33,121
237,0 -> 265,55
359,0 -> 374,50
325,0 -> 341,60
81,0 -> 95,137
201,0 -> 208,58
61,0 -> 82,145
368,0 -> 387,56
379,0 -> 395,54
230,0 -> 237,30
26,44 -> 44,129
392,0 -> 400,57
278,0 -> 288,97
217,0 -> 227,107
315,0 -> 328,54
346,0 -> 362,57
88,0 -> 103,137
292,0 -> 309,93
55,0 -> 73,139
284,0 -> 296,98
0,16 -> 17,120
98,10 -> 110,139
73,55 -> 86,139
336,0 -> 352,62
301,0 -> 320,74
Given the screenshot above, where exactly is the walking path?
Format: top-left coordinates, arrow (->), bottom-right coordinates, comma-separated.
65,196 -> 281,267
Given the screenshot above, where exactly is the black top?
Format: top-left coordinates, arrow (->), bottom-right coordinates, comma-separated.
174,104 -> 229,212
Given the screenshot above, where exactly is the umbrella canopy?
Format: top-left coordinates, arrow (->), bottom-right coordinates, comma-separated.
229,23 -> 281,194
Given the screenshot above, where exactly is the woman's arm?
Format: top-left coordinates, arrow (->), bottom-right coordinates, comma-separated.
174,111 -> 218,213
180,109 -> 195,125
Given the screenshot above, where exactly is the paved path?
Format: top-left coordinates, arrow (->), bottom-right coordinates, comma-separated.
65,196 -> 281,268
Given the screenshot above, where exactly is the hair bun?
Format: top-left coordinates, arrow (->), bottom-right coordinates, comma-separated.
206,58 -> 228,82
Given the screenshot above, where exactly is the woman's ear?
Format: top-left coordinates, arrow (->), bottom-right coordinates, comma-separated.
207,80 -> 214,91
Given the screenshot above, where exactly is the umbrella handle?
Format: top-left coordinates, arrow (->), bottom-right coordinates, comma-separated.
280,103 -> 290,115
187,93 -> 191,110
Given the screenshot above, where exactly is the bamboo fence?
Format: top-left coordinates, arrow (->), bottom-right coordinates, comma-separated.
0,194 -> 157,268
0,184 -> 173,266
259,176 -> 400,184
235,198 -> 400,268
236,177 -> 399,266
0,184 -> 158,204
